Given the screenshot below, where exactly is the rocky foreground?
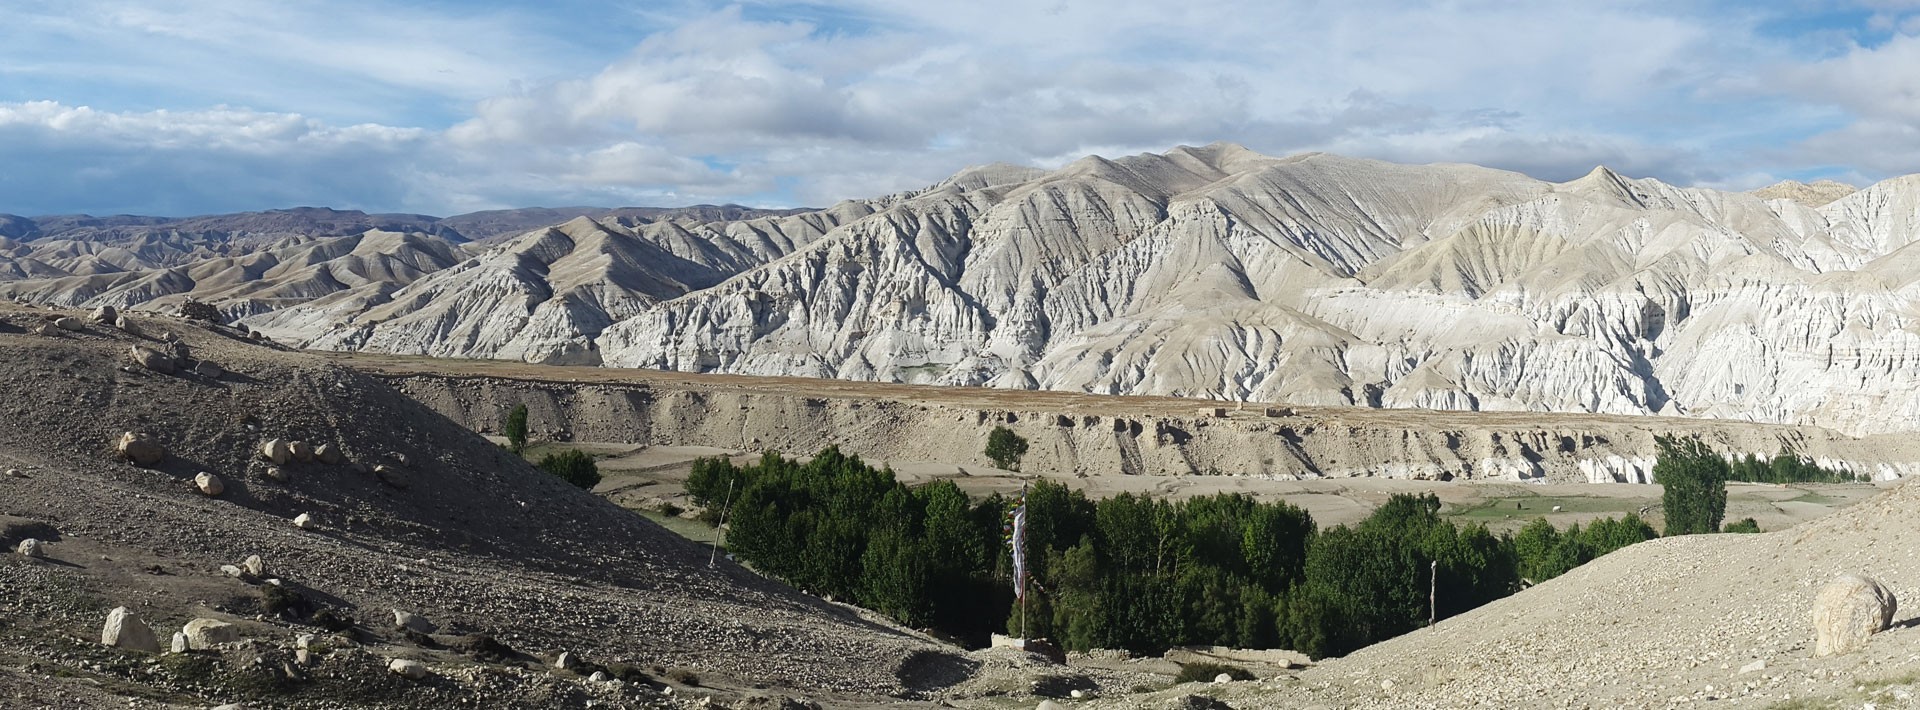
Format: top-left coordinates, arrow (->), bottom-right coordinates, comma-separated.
0,302 -> 969,708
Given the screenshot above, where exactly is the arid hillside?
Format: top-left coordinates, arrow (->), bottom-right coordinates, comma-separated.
0,303 -> 968,709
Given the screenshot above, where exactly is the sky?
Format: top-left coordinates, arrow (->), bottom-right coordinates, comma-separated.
2,0 -> 1919,217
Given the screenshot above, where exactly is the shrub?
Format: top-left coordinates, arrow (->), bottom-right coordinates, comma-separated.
259,584 -> 314,620
1723,518 -> 1761,534
985,426 -> 1029,471
666,667 -> 701,686
504,404 -> 529,453
538,449 -> 601,490
1174,661 -> 1254,684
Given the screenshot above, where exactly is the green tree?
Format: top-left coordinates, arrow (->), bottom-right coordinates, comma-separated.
537,449 -> 601,489
1722,518 -> 1761,534
985,426 -> 1030,471
1653,436 -> 1729,535
504,404 -> 529,453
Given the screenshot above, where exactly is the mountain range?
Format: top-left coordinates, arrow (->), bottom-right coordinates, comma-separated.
9,143 -> 1920,436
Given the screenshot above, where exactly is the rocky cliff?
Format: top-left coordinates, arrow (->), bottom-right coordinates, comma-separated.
12,145 -> 1920,436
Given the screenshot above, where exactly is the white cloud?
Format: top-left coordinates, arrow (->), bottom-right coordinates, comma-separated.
5,0 -> 1920,215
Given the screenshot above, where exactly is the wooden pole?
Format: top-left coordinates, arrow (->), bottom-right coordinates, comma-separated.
1429,560 -> 1438,627
709,475 -> 736,567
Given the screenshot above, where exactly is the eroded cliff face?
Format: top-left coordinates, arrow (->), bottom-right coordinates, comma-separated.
10,145 -> 1920,437
384,372 -> 1920,484
588,148 -> 1920,436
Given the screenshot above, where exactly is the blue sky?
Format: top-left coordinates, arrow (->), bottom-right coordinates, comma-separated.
2,0 -> 1919,216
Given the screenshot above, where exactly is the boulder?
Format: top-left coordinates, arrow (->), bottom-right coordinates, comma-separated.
53,316 -> 82,332
128,346 -> 176,374
314,444 -> 343,465
113,315 -> 140,336
289,441 -> 314,462
90,305 -> 117,323
170,631 -> 188,653
194,472 -> 225,496
101,607 -> 161,653
182,619 -> 241,650
388,658 -> 430,680
240,555 -> 266,579
1814,573 -> 1898,657
192,360 -> 224,378
393,609 -> 438,634
220,564 -> 244,578
15,538 -> 44,558
589,671 -> 611,683
117,432 -> 166,466
554,651 -> 574,670
1214,673 -> 1232,684
260,439 -> 292,465
292,513 -> 315,530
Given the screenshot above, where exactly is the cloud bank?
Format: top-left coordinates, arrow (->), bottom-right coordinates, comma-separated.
3,0 -> 1919,215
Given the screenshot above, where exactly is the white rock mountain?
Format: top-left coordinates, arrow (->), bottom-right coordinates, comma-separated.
13,143 -> 1920,437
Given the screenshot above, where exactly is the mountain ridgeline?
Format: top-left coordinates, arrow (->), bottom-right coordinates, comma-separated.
10,145 -> 1920,435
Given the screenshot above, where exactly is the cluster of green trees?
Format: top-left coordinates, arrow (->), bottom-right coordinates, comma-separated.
687,447 -> 1656,658
1509,515 -> 1659,582
1726,450 -> 1863,484
688,449 -> 1012,643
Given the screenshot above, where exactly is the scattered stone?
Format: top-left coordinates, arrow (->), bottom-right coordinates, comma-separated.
240,555 -> 265,578
1214,673 -> 1233,684
213,704 -> 251,710
1070,689 -> 1088,699
314,443 -> 343,465
1037,702 -> 1065,710
289,441 -> 314,462
170,632 -> 188,653
101,607 -> 161,653
393,609 -> 438,634
128,345 -> 177,374
589,671 -> 611,683
261,465 -> 287,483
113,315 -> 140,335
16,538 -> 44,558
293,513 -> 315,530
388,658 -> 431,680
1814,573 -> 1897,657
1739,660 -> 1766,674
117,431 -> 166,466
54,316 -> 82,332
1381,678 -> 1396,691
192,360 -> 224,378
295,648 -> 311,666
194,472 -> 225,496
182,619 -> 241,650
5,468 -> 21,478
260,439 -> 292,465
555,651 -> 574,670
221,565 -> 244,578
90,305 -> 117,323
296,633 -> 315,650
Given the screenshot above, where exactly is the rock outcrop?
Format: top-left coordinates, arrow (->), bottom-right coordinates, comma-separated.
1812,574 -> 1897,657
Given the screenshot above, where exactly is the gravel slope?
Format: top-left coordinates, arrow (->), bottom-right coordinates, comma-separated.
0,303 -> 966,708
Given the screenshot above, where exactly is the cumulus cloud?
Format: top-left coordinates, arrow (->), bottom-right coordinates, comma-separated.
5,0 -> 1920,214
